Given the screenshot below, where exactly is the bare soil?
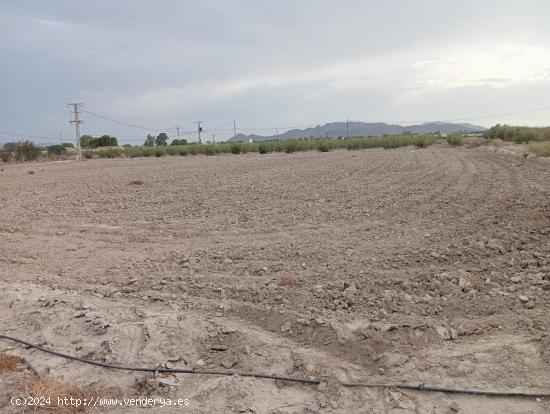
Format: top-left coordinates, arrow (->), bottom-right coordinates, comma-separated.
1,146 -> 549,413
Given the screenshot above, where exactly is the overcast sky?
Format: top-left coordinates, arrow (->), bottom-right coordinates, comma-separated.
1,0 -> 550,144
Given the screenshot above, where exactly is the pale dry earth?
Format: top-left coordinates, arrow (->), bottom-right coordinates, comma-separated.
0,145 -> 549,413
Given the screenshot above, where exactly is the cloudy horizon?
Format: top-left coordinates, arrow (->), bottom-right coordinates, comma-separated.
2,0 -> 550,145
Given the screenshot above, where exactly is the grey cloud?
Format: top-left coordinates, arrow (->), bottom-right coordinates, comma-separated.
2,0 -> 550,145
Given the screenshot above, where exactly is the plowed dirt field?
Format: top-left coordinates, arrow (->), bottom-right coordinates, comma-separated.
1,146 -> 549,413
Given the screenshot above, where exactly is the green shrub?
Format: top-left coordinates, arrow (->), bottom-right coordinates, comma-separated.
284,140 -> 298,153
447,132 -> 463,146
203,145 -> 216,156
0,150 -> 11,162
47,144 -> 66,156
415,135 -> 436,148
230,143 -> 241,154
12,141 -> 41,161
164,146 -> 179,156
317,141 -> 330,152
345,138 -> 362,150
514,129 -> 539,144
83,150 -> 94,159
81,134 -> 118,148
484,124 -> 545,143
97,148 -> 122,158
107,133 -> 445,161
171,138 -> 188,146
240,142 -> 257,154
124,147 -> 144,157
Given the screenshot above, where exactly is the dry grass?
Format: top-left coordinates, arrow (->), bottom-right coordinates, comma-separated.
20,376 -> 92,412
0,351 -> 25,372
278,275 -> 298,286
463,136 -> 486,147
526,141 -> 550,157
483,138 -> 507,148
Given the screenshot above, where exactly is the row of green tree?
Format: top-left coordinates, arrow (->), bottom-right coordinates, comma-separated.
484,124 -> 550,143
143,133 -> 188,146
1,140 -> 42,161
1,140 -> 76,161
44,142 -> 74,155
80,135 -> 118,148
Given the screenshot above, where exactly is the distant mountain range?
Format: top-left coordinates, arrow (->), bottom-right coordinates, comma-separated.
227,121 -> 485,142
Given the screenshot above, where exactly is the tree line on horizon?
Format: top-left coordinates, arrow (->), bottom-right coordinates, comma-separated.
2,124 -> 550,163
143,133 -> 187,146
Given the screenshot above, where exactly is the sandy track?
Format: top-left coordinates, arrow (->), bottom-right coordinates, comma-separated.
1,146 -> 549,413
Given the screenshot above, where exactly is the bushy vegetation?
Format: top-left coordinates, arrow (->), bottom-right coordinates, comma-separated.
80,134 -> 118,148
526,142 -> 550,157
0,150 -> 11,162
446,132 -> 464,146
8,123 -> 550,165
144,133 -> 170,147
171,138 -> 188,146
341,134 -> 437,150
112,134 -> 438,159
230,143 -> 241,154
0,132 -> 440,163
47,143 -> 74,155
317,141 -> 330,152
1,140 -> 42,161
83,148 -> 122,159
97,148 -> 123,158
483,124 -> 550,143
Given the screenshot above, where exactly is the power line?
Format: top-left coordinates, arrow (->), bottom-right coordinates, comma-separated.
0,130 -> 59,141
349,104 -> 550,125
442,104 -> 550,123
80,108 -> 176,133
76,103 -> 550,140
3,102 -> 550,146
241,123 -> 319,132
203,120 -> 234,132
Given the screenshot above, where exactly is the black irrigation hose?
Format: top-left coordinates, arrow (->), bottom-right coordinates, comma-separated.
342,382 -> 550,398
1,334 -> 549,399
0,334 -> 319,385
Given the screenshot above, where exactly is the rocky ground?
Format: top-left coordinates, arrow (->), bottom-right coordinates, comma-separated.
0,145 -> 549,413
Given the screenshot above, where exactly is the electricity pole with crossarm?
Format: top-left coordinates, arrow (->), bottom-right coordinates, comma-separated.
69,103 -> 83,160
